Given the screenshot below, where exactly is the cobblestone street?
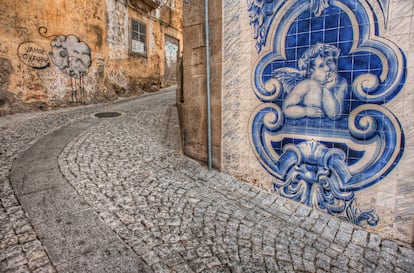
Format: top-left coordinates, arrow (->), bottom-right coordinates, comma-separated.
1,88 -> 413,273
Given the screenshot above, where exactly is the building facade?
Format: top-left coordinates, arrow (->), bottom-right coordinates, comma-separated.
0,0 -> 182,115
181,0 -> 414,245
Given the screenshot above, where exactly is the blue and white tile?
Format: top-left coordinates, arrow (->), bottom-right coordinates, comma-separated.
244,0 -> 409,229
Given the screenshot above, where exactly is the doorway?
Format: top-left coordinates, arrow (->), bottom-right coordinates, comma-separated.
164,35 -> 179,85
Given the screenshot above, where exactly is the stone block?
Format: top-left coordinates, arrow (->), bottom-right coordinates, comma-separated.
18,184 -> 89,226
56,241 -> 152,273
183,0 -> 205,27
351,229 -> 368,247
33,209 -> 119,265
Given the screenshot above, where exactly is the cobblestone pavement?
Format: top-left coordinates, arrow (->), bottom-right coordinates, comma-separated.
1,88 -> 414,273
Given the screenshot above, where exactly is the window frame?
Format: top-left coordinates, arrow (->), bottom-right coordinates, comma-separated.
130,18 -> 147,57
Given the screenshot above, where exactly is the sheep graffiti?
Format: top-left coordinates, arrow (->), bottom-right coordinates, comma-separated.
40,27 -> 91,103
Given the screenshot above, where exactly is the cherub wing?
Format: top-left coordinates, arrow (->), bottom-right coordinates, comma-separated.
271,67 -> 305,94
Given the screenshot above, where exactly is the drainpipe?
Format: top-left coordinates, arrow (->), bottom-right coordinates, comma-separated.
204,0 -> 213,170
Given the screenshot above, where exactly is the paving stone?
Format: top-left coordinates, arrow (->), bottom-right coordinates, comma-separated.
351,229 -> 368,247
150,263 -> 170,273
33,209 -> 119,265
334,230 -> 352,246
364,249 -> 379,263
264,256 -> 279,271
3,250 -> 27,269
164,252 -> 186,267
292,256 -> 305,271
327,218 -> 341,229
294,204 -> 312,217
394,267 -> 410,273
367,233 -> 382,251
27,255 -> 51,271
22,240 -> 48,262
321,225 -> 337,241
32,264 -> 56,273
3,264 -> 31,273
311,218 -> 328,234
56,241 -> 152,273
259,193 -> 277,208
303,259 -> 316,272
381,239 -> 399,254
313,238 -> 330,252
331,266 -> 346,273
379,248 -> 397,264
396,256 -> 414,272
339,221 -> 354,234
262,245 -> 275,257
303,246 -> 317,262
10,162 -> 66,197
277,260 -> 295,271
349,257 -> 365,272
331,254 -> 350,269
18,184 -> 89,226
17,230 -> 38,244
303,232 -> 318,246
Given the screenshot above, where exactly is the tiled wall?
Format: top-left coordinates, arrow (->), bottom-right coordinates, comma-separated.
223,0 -> 414,244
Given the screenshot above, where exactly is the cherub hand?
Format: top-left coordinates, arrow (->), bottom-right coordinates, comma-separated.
324,72 -> 338,89
306,106 -> 325,118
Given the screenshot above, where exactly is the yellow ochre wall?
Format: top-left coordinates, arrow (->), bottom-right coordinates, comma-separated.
0,0 -> 182,114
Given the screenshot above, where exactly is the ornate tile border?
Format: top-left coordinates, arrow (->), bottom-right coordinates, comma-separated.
248,0 -> 406,226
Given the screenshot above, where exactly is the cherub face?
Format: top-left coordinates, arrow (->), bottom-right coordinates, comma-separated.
310,55 -> 337,84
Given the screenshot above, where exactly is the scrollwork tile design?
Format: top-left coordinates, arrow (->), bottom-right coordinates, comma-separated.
248,0 -> 406,226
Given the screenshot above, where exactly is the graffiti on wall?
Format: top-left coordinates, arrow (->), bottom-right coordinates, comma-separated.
39,27 -> 92,103
165,35 -> 179,83
248,0 -> 405,227
41,67 -> 71,101
106,62 -> 128,87
48,34 -> 91,78
15,62 -> 48,102
17,42 -> 50,69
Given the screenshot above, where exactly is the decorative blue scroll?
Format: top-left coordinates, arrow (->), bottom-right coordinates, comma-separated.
248,0 -> 405,226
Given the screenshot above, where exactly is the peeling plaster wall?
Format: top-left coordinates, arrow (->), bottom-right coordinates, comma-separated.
106,0 -> 129,60
0,0 -> 182,115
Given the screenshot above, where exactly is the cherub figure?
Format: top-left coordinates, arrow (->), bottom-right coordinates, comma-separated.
273,43 -> 348,120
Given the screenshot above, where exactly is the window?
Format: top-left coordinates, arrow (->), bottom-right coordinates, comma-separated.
131,19 -> 146,55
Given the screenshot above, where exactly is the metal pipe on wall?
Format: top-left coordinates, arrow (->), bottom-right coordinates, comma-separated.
204,0 -> 212,170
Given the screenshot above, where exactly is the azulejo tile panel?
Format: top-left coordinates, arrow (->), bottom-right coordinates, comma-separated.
248,0 -> 406,227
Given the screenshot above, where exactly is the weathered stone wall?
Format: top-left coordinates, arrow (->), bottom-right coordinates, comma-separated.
182,0 -> 414,245
0,0 -> 182,115
179,0 -> 222,167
